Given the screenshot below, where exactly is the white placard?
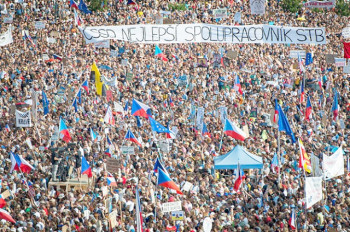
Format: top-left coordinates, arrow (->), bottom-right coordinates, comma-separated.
16,110 -> 32,127
342,27 -> 350,39
3,17 -> 13,24
213,8 -> 228,19
111,50 -> 118,57
121,146 -> 135,155
35,21 -> 46,29
182,181 -> 193,192
344,65 -> 350,74
303,0 -> 335,9
42,54 -> 50,61
79,24 -> 327,45
51,126 -> 59,141
250,0 -> 266,15
158,140 -> 170,153
94,40 -> 110,48
335,58 -> 346,67
0,28 -> 13,47
290,50 -> 306,58
323,147 -> 344,180
46,37 -> 56,43
234,12 -> 242,23
305,176 -> 323,208
162,201 -> 182,213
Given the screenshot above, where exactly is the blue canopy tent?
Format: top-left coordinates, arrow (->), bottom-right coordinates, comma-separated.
214,145 -> 263,170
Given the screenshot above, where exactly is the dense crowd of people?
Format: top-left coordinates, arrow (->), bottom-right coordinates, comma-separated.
0,0 -> 350,231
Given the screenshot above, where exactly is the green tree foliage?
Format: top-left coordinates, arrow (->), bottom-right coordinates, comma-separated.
281,0 -> 302,13
87,0 -> 107,11
168,3 -> 187,11
336,0 -> 350,16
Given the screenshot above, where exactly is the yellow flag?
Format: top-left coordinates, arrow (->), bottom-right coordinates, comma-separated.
91,61 -> 103,96
261,130 -> 268,140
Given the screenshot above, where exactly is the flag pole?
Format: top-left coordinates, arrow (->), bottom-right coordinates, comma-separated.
154,167 -> 159,224
277,129 -> 281,185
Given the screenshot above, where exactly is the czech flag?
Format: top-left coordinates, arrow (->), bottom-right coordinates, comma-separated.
0,209 -> 16,223
10,152 -> 35,174
53,54 -> 62,61
106,135 -> 113,147
157,168 -> 183,195
127,0 -> 139,10
5,124 -> 10,132
289,209 -> 296,230
125,130 -> 142,147
135,185 -> 144,232
0,195 -> 6,208
70,0 -> 79,9
155,45 -> 168,62
332,92 -> 339,121
82,80 -> 89,94
234,75 -> 243,95
318,77 -> 323,90
90,128 -> 98,142
23,31 -> 35,47
166,128 -> 176,139
153,157 -> 168,174
273,99 -> 278,123
298,139 -> 311,173
163,100 -> 167,108
300,78 -> 305,103
233,163 -> 243,192
107,172 -> 117,186
81,156 -> 92,178
224,119 -> 247,141
202,123 -> 211,138
169,96 -> 174,107
305,96 -> 312,121
59,118 -> 71,143
131,99 -> 152,118
73,8 -> 83,26
105,148 -> 111,157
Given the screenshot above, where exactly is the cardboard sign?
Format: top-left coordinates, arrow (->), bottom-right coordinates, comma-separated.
325,54 -> 337,64
234,12 -> 242,23
155,15 -> 163,24
171,211 -> 184,221
163,18 -> 174,24
289,50 -> 306,58
342,27 -> 350,39
213,8 -> 228,19
109,210 -> 118,228
1,190 -> 11,199
121,146 -> 135,155
178,75 -> 188,87
162,201 -> 182,213
106,157 -> 119,173
227,50 -> 238,59
62,225 -> 68,232
158,140 -> 170,153
197,57 -> 208,67
35,21 -> 46,29
50,31 -> 60,38
182,181 -> 193,192
42,54 -> 50,61
121,59 -> 128,66
94,40 -> 110,48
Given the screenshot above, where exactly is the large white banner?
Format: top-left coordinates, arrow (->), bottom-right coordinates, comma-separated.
0,28 -> 13,47
303,0 -> 335,9
79,24 -> 327,45
305,177 -> 323,208
250,0 -> 266,15
16,110 -> 32,127
323,147 -> 344,180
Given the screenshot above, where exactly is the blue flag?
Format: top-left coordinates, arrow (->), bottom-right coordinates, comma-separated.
73,98 -> 78,113
277,104 -> 296,143
149,117 -> 169,133
77,89 -> 82,104
124,100 -> 129,112
78,0 -> 92,14
136,116 -> 142,128
42,91 -> 49,115
305,52 -> 313,66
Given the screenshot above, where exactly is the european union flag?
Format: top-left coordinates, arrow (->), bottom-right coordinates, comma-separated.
78,0 -> 92,14
42,91 -> 49,115
277,104 -> 296,143
305,52 -> 313,66
149,117 -> 169,133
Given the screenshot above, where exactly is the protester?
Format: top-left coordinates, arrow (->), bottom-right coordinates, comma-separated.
0,0 -> 349,231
